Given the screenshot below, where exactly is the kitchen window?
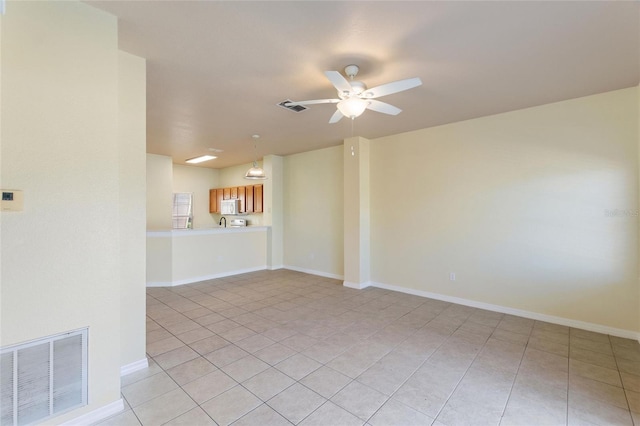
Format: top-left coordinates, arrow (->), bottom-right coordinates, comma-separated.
172,193 -> 193,229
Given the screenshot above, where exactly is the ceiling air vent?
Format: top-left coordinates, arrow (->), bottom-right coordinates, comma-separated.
277,100 -> 308,113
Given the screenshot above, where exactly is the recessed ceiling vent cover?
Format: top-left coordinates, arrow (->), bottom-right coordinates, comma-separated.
277,100 -> 308,113
1,329 -> 88,426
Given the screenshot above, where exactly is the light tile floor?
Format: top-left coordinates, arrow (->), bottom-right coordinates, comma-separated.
98,269 -> 640,426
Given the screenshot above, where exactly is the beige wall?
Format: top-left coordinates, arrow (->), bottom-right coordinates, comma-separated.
146,154 -> 173,230
1,0 -> 129,420
219,161 -> 261,187
146,235 -> 173,285
343,138 -> 371,287
370,87 -> 639,333
147,229 -> 268,285
173,164 -> 219,229
171,230 -> 267,283
264,155 -> 284,268
118,51 -> 147,369
283,146 -> 344,278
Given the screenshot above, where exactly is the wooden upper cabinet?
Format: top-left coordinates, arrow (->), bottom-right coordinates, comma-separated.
210,184 -> 262,214
216,189 -> 223,212
237,186 -> 246,212
254,184 -> 263,213
209,189 -> 218,213
245,185 -> 254,213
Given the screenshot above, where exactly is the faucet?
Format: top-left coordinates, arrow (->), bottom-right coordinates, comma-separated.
219,216 -> 226,228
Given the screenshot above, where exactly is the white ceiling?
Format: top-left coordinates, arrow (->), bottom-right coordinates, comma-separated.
87,1 -> 640,169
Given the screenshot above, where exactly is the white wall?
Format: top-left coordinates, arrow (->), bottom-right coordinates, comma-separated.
1,1 -> 130,420
283,146 -> 344,278
370,87 -> 639,333
171,230 -> 267,284
173,164 -> 219,229
118,51 -> 147,369
146,154 -> 173,230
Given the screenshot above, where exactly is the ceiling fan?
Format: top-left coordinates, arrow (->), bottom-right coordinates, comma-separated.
284,64 -> 422,123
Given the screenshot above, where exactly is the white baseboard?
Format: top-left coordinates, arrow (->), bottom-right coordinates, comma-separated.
120,357 -> 149,377
60,399 -> 124,426
146,266 -> 267,287
370,281 -> 640,342
283,265 -> 344,280
343,280 -> 372,289
268,264 -> 284,271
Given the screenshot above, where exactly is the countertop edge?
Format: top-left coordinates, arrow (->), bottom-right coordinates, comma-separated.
147,226 -> 270,237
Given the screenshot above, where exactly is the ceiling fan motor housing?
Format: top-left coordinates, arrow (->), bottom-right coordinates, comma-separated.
339,80 -> 367,99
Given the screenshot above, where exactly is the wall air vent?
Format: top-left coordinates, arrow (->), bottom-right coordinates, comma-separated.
277,100 -> 308,113
0,329 -> 88,426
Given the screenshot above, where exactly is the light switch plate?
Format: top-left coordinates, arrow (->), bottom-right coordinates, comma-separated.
2,190 -> 24,211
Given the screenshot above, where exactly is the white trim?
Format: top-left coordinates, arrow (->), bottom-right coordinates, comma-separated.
146,266 -> 267,287
268,264 -> 285,271
343,280 -> 372,290
120,358 -> 148,377
284,265 -> 344,280
370,281 -> 640,342
60,399 -> 124,426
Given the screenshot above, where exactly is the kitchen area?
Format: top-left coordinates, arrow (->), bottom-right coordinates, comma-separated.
146,153 -> 284,287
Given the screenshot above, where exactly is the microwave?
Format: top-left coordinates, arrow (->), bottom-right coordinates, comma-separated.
220,199 -> 241,215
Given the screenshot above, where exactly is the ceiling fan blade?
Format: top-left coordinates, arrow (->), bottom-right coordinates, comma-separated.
363,77 -> 422,98
324,71 -> 352,94
329,109 -> 343,124
285,99 -> 339,106
366,99 -> 402,115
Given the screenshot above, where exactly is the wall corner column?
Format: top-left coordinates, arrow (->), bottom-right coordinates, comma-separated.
343,136 -> 371,289
263,155 -> 284,270
637,83 -> 640,340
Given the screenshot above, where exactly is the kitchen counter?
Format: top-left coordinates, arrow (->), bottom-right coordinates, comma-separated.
147,226 -> 269,237
146,226 -> 270,286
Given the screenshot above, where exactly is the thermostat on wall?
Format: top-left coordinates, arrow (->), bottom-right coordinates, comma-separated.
2,190 -> 23,211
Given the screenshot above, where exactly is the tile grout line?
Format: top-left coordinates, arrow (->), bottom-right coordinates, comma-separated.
360,313 -> 459,425
495,323 -> 537,426
608,334 -> 636,425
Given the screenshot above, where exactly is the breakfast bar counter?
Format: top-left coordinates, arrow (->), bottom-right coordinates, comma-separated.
146,226 -> 269,286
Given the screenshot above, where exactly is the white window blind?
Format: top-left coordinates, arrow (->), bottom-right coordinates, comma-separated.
172,193 -> 193,229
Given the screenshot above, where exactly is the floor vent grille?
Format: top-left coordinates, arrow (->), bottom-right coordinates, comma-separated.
277,99 -> 308,113
0,329 -> 88,426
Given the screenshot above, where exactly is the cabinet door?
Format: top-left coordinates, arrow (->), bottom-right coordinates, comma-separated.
216,189 -> 223,211
209,189 -> 217,213
230,187 -> 238,199
245,185 -> 254,213
254,184 -> 263,213
223,187 -> 231,200
237,186 -> 246,212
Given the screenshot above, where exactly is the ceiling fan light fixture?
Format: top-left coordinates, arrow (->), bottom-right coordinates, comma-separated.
337,97 -> 368,119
